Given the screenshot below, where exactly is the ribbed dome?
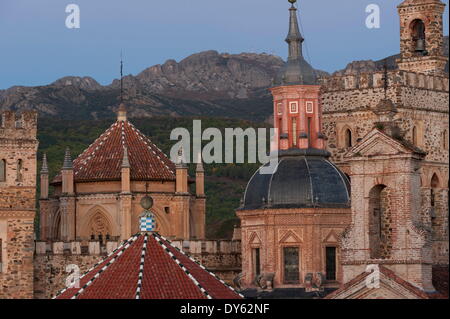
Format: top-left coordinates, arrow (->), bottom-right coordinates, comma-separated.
241,150 -> 350,210
273,57 -> 319,86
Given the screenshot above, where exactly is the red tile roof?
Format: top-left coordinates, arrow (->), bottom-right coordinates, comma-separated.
53,120 -> 175,183
55,233 -> 243,299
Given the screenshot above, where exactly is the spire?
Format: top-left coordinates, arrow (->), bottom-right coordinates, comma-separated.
120,51 -> 124,103
117,53 -> 127,121
41,153 -> 49,174
122,146 -> 130,168
286,0 -> 304,60
62,147 -> 73,169
273,0 -> 318,86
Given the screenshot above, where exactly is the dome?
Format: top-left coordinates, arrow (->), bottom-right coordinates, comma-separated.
273,57 -> 319,86
241,149 -> 350,210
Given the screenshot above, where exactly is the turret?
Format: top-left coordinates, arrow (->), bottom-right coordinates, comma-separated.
121,146 -> 131,193
61,147 -> 74,194
175,147 -> 188,194
40,153 -> 49,199
195,152 -> 205,197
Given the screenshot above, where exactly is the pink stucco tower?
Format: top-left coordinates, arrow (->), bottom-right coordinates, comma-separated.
270,1 -> 324,151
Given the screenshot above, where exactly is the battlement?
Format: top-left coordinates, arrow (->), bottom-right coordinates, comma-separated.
0,110 -> 38,140
320,70 -> 449,93
34,239 -> 241,256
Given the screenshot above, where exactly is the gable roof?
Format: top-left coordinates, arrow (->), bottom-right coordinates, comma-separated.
325,266 -> 432,299
55,233 -> 243,299
52,120 -> 176,183
344,128 -> 426,159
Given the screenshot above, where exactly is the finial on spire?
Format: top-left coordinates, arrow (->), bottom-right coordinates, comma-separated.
120,51 -> 124,103
122,146 -> 130,168
117,52 -> 128,121
41,153 -> 49,174
62,147 -> 73,170
286,0 -> 304,60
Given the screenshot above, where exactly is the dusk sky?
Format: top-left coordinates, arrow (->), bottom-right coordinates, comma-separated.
0,0 -> 448,89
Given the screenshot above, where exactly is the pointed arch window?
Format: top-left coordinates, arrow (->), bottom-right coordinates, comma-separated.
0,159 -> 5,182
345,128 -> 352,148
431,174 -> 439,209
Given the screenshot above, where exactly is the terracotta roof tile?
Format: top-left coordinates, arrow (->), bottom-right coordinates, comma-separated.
53,120 -> 175,183
55,233 -> 243,299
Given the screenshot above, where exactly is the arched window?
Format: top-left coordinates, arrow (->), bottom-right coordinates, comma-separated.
411,19 -> 426,52
345,128 -> 352,148
369,185 -> 391,259
431,174 -> 439,208
0,159 -> 6,182
16,159 -> 23,182
430,174 -> 440,235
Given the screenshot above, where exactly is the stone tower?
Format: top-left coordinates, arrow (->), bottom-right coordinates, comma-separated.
270,1 -> 324,151
237,1 -> 351,294
397,0 -> 448,75
0,110 -> 38,298
319,0 -> 448,297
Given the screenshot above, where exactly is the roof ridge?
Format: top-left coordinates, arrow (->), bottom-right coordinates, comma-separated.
155,233 -> 244,298
135,233 -> 148,299
54,234 -> 140,299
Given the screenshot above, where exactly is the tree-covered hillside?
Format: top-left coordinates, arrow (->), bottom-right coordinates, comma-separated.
38,117 -> 270,239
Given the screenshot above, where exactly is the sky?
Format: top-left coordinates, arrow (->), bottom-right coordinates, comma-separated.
0,0 -> 448,89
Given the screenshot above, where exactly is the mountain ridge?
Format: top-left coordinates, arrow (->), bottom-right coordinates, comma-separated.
1,36 -> 448,122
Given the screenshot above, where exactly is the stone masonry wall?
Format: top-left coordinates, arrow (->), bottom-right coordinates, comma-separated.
0,217 -> 35,299
0,110 -> 38,299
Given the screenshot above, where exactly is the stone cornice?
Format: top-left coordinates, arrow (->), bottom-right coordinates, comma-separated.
0,210 -> 36,218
